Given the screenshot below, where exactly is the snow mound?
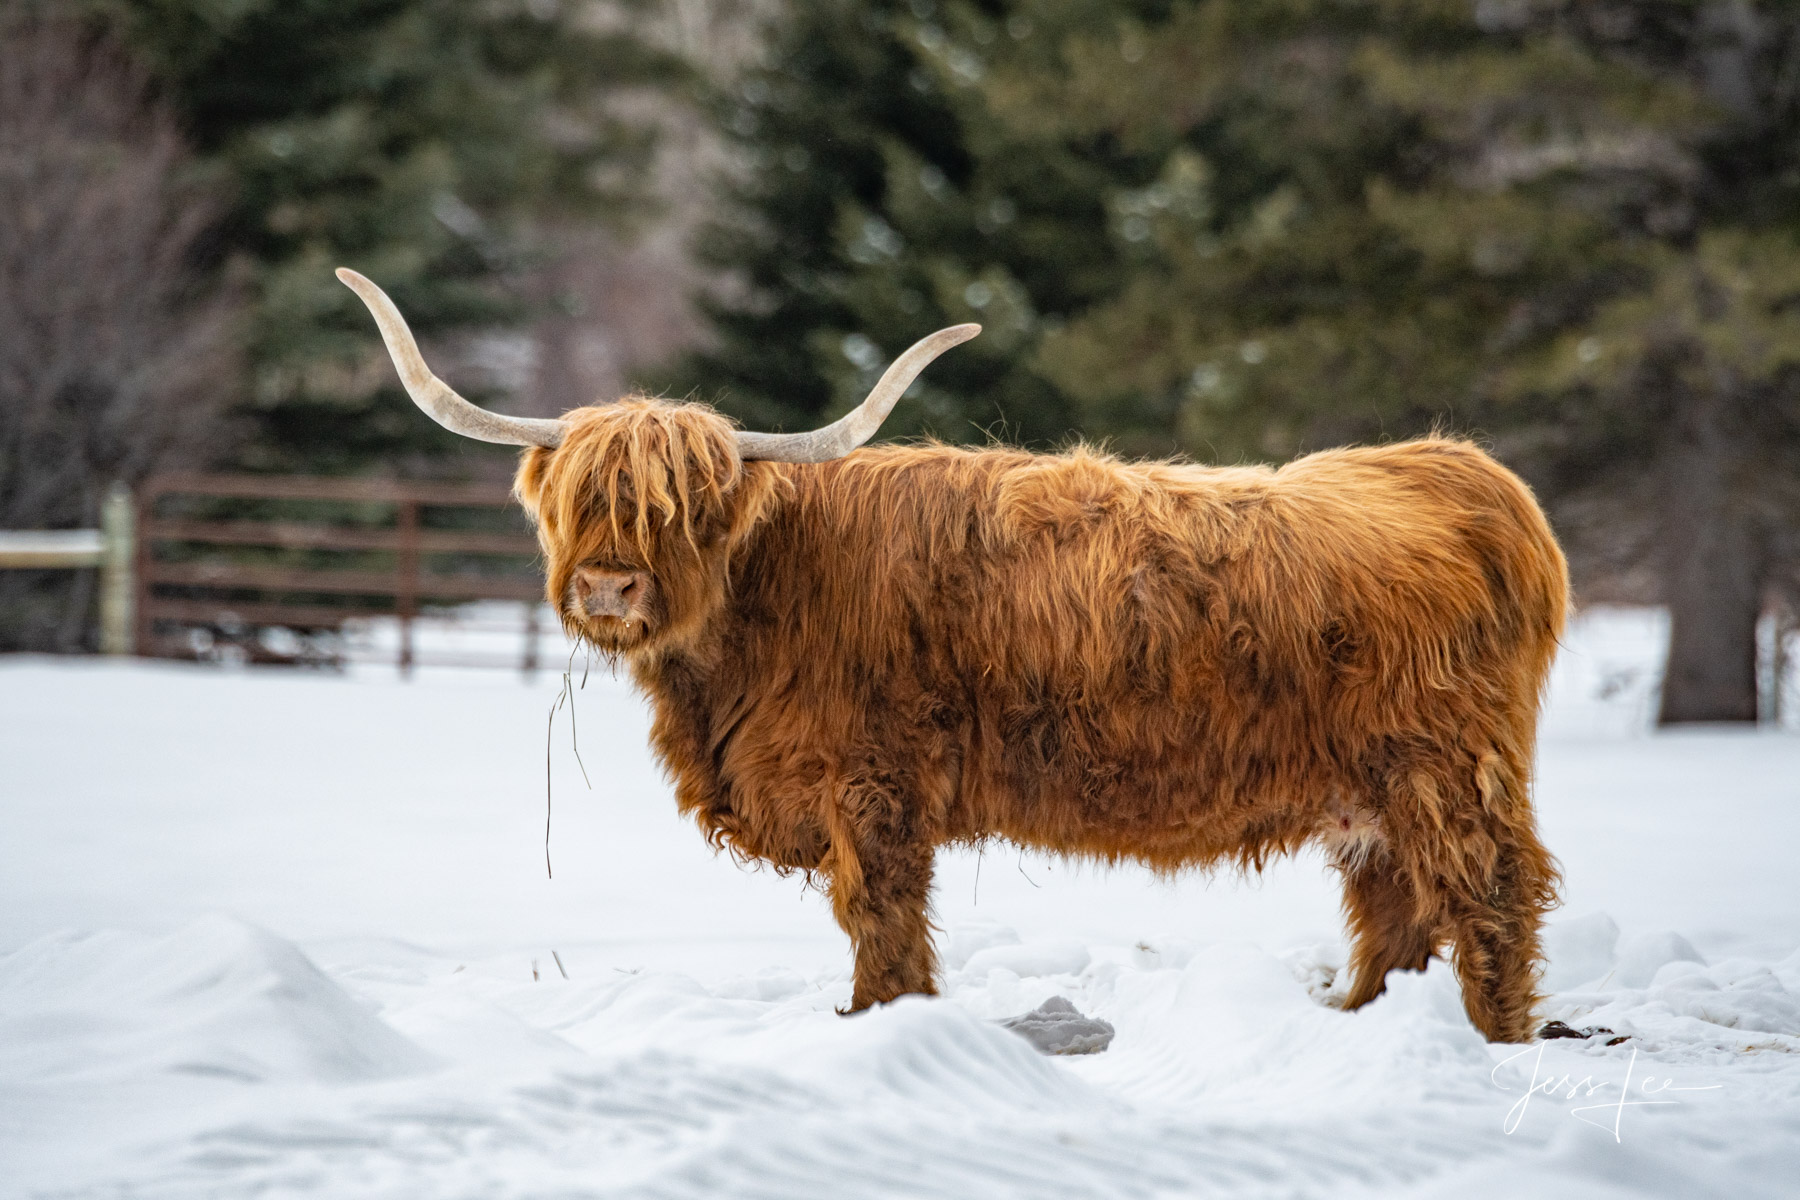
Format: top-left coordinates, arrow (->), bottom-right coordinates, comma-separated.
941,919 -> 1022,970
1612,930 -> 1706,988
1541,912 -> 1621,991
1556,961 -> 1800,1053
960,938 -> 1091,980
0,915 -> 432,1086
1540,921 -> 1800,1055
1107,946 -> 1491,1106
787,993 -> 1103,1113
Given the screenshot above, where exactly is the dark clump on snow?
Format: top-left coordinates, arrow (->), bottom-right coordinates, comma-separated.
1000,996 -> 1115,1055
1539,1019 -> 1631,1046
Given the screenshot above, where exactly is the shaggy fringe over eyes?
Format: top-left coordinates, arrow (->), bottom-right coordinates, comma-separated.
517,398 -> 744,563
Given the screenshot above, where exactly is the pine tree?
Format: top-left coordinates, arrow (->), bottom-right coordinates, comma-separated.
661,0 -> 1157,448
93,0 -> 679,474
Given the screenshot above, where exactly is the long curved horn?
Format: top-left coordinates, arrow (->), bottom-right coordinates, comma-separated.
336,268 -> 565,448
734,324 -> 981,463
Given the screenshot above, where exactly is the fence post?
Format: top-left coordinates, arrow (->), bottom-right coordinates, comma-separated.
522,601 -> 540,679
133,479 -> 156,657
1773,602 -> 1794,728
397,498 -> 419,677
99,481 -> 134,655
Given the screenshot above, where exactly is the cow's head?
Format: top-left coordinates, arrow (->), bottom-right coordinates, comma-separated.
336,268 -> 977,657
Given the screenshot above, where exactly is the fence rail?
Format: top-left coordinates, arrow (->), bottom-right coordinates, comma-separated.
140,518 -> 533,556
139,472 -> 521,506
136,473 -> 546,673
0,530 -> 106,566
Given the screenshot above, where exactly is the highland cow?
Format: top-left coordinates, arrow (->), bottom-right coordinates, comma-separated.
341,268 -> 1567,1044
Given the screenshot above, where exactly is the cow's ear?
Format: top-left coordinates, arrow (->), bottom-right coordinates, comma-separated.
513,446 -> 553,520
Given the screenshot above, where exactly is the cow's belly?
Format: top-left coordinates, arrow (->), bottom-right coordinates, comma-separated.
954,713 -> 1333,869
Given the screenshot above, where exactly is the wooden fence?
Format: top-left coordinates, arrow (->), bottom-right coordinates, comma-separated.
136,473 -> 547,673
0,483 -> 135,654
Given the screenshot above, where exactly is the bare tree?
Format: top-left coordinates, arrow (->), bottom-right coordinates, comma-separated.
0,14 -> 239,651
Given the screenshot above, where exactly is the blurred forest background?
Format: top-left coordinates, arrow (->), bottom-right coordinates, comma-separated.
2,0 -> 1798,725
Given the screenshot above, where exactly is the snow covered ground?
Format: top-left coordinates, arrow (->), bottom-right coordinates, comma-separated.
2,607 -> 1797,1198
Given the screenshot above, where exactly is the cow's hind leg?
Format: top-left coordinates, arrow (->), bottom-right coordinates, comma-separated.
1380,754 -> 1561,1043
824,779 -> 938,1013
1336,859 -> 1439,1011
1441,826 -> 1560,1044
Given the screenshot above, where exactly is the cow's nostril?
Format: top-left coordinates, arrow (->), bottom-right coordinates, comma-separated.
620,577 -> 638,600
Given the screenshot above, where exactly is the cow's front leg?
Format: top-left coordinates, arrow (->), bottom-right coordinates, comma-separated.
824,780 -> 938,1012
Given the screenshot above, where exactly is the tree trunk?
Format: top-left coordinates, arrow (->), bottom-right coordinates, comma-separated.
1660,510 -> 1761,724
1657,377 -> 1762,725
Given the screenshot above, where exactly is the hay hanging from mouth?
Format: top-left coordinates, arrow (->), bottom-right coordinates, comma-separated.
543,643 -> 595,879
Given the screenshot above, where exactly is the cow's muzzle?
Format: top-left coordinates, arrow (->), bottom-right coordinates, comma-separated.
570,568 -> 653,621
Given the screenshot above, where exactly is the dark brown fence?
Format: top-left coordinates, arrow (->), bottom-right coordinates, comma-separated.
136,473 -> 548,673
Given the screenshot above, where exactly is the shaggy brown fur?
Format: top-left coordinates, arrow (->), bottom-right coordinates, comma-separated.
516,400 -> 1568,1044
